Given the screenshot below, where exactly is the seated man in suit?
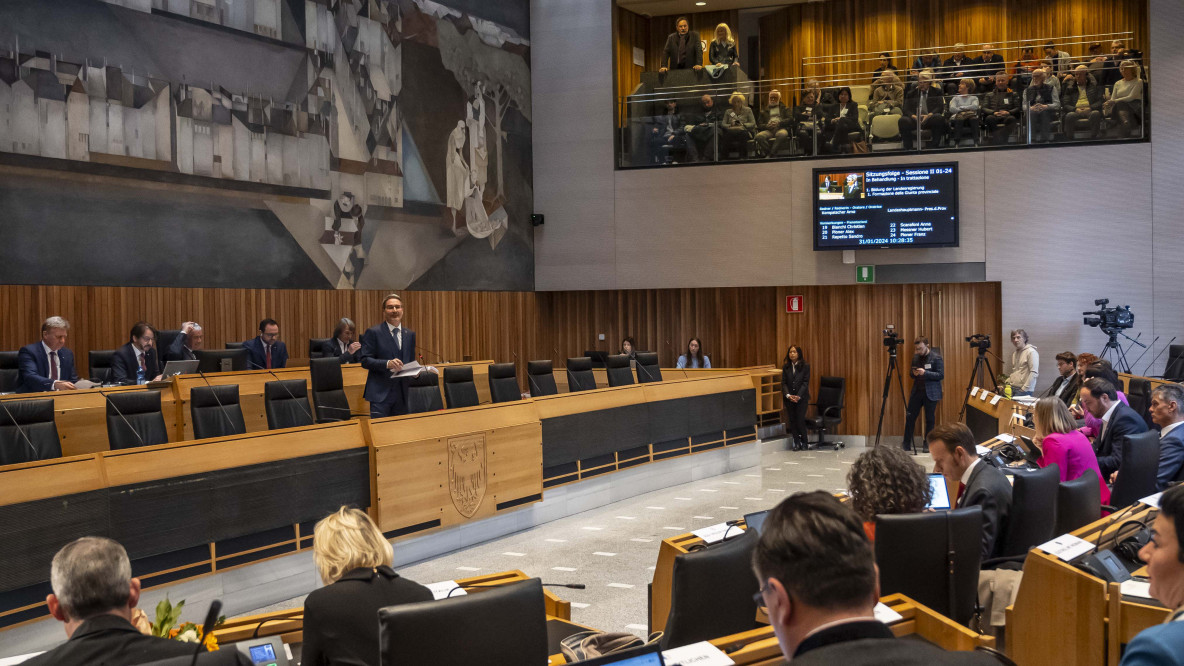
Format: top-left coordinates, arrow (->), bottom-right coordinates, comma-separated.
755,89 -> 792,157
1080,377 -> 1149,479
243,318 -> 288,370
928,423 -> 1012,562
359,294 -> 416,418
23,536 -> 216,666
323,317 -> 362,364
162,321 -> 204,362
685,94 -> 721,163
752,490 -> 994,664
1043,351 -> 1081,406
902,336 -> 943,453
110,322 -> 163,386
1121,484 -> 1184,665
18,316 -> 80,393
1150,384 -> 1184,491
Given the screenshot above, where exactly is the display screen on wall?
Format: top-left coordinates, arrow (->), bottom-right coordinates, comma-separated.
812,163 -> 959,250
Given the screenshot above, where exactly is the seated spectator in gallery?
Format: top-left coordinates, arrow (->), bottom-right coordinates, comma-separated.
973,44 -> 1006,91
1033,397 -> 1110,506
1043,351 -> 1081,406
800,78 -> 834,106
898,70 -> 946,150
823,86 -> 863,153
685,94 -> 721,162
676,337 -> 711,369
981,72 -> 1021,145
709,23 -> 738,67
1062,65 -> 1104,139
868,84 -> 903,121
1024,68 -> 1060,143
650,99 -> 687,164
1150,384 -> 1184,491
301,507 -> 433,666
1105,60 -> 1144,136
659,17 -> 702,73
1097,40 -> 1127,87
1119,484 -> 1184,665
941,44 -> 975,94
872,69 -> 905,107
756,89 -> 792,157
1043,41 -> 1074,76
793,89 -> 822,156
721,91 -> 757,159
1013,43 -> 1041,90
910,49 -> 941,82
846,446 -> 932,542
872,52 -> 898,81
947,78 -> 981,145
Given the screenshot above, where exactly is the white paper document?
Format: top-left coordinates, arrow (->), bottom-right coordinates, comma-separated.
391,360 -> 426,378
692,522 -> 743,544
874,602 -> 904,624
1120,579 -> 1153,599
1141,492 -> 1164,508
1038,534 -> 1095,562
662,642 -> 735,666
426,580 -> 465,600
996,433 -> 1015,443
976,445 -> 993,456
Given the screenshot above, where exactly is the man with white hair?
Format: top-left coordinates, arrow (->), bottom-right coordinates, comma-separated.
1024,68 -> 1059,143
1062,64 -> 1104,139
17,316 -> 80,393
163,321 -> 205,363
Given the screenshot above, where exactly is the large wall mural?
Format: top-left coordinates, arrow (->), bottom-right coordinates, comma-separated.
0,0 -> 533,290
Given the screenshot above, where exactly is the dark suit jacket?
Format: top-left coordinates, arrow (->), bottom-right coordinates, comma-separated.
162,333 -> 198,363
1156,425 -> 1184,491
300,566 -> 433,666
359,323 -> 416,410
22,614 -> 202,666
17,342 -> 79,393
1043,372 -> 1081,406
910,349 -> 944,401
902,85 -> 945,117
242,336 -> 288,370
790,618 -> 996,665
1095,401 -> 1150,478
958,461 -> 1013,561
782,362 -> 810,401
321,338 -> 361,364
758,103 -> 791,130
661,32 -> 702,70
1061,74 -> 1105,112
110,342 -> 161,385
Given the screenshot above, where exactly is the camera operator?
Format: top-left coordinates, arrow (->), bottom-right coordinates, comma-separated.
1006,329 -> 1040,396
903,336 -> 944,453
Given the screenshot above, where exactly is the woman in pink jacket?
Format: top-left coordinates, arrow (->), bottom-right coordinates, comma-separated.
1035,396 -> 1110,506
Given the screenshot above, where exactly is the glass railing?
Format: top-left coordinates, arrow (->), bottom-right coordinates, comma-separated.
617,76 -> 1148,168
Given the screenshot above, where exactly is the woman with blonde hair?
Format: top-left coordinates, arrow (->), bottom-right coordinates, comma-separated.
709,23 -> 738,66
721,91 -> 756,158
1033,397 -> 1110,506
301,507 -> 432,666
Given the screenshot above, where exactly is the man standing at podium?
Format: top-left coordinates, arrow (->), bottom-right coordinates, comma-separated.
902,336 -> 943,453
17,316 -> 80,393
360,294 -> 416,418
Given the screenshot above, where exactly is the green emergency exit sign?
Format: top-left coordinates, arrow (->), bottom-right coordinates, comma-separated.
856,265 -> 875,283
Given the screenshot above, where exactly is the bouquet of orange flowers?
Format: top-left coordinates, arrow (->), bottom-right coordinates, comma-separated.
135,597 -> 225,651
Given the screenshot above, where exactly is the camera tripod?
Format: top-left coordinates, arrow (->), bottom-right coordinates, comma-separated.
874,344 -> 909,449
958,348 -> 999,421
1098,328 -> 1144,374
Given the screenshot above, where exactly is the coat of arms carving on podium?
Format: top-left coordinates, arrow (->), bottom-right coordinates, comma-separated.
448,434 -> 487,518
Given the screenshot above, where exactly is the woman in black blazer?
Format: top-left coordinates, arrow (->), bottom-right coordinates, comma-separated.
782,345 -> 811,451
301,507 -> 433,666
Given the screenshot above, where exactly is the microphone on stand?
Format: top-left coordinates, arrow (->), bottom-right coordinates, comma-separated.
195,370 -> 236,433
188,599 -> 223,666
97,390 -> 146,448
1127,335 -> 1159,373
1141,336 -> 1177,376
0,399 -> 40,460
419,345 -> 448,363
556,347 -> 584,391
248,361 -> 314,422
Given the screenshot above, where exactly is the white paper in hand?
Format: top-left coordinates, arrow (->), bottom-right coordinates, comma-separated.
391,360 -> 424,378
662,642 -> 735,666
426,580 -> 464,600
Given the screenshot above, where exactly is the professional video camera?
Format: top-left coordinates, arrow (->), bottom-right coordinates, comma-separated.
883,324 -> 904,349
1082,299 -> 1135,334
965,333 -> 991,351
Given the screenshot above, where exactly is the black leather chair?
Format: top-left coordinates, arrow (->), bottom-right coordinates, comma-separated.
89,349 -> 116,384
1163,344 -> 1184,382
156,330 -> 182,358
379,578 -> 548,666
487,362 -> 521,403
526,360 -> 558,396
583,350 -> 609,369
0,398 -> 62,464
875,506 -> 983,625
309,357 -> 351,423
0,351 -> 19,393
635,352 -> 662,383
407,371 -> 443,414
991,465 -> 1059,563
309,337 -> 331,360
1056,471 -> 1102,535
662,528 -> 760,649
1126,377 -> 1153,428
225,341 -> 245,350
443,366 -> 480,409
189,385 -> 246,439
263,379 -> 314,430
566,357 -> 596,392
805,376 -> 845,449
1108,430 -> 1161,510
105,390 -> 169,450
605,354 -> 635,387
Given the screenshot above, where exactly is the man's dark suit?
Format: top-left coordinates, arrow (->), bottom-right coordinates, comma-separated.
1043,372 -> 1081,406
789,618 -> 997,665
1155,423 -> 1184,491
110,342 -> 161,386
21,614 -> 202,666
17,342 -> 79,393
241,336 -> 288,370
321,338 -> 360,364
661,31 -> 702,71
359,322 -> 416,417
958,460 -> 1013,561
902,348 -> 944,450
1095,401 -> 1149,478
300,565 -> 433,666
162,333 -> 198,363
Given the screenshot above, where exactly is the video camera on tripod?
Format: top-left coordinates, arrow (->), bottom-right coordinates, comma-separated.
965,333 -> 991,351
1083,299 -> 1135,334
883,325 -> 904,351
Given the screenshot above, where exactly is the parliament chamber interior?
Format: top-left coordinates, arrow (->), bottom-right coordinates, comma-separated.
0,0 -> 1181,664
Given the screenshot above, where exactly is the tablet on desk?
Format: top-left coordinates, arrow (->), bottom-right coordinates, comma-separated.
743,510 -> 769,534
927,473 -> 951,510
